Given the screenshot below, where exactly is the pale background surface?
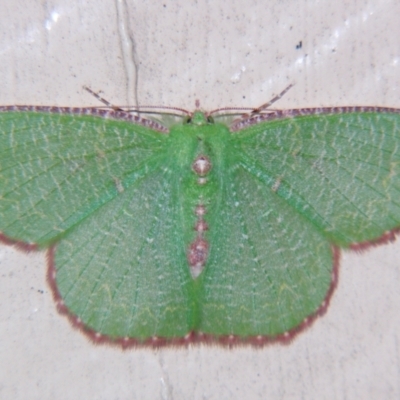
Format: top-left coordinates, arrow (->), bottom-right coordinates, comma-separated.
1,1 -> 400,399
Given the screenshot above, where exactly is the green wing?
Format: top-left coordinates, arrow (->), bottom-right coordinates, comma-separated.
0,110 -> 195,339
0,111 -> 167,245
237,111 -> 400,245
199,110 -> 400,337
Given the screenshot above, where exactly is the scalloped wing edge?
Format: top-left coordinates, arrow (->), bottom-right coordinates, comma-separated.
43,244 -> 339,348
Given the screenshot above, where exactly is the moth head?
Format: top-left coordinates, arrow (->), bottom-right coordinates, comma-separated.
185,111 -> 214,126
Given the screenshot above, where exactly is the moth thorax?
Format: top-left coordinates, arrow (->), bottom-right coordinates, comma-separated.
192,154 -> 211,176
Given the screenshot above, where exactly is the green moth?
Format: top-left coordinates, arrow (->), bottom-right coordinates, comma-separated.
0,103 -> 399,347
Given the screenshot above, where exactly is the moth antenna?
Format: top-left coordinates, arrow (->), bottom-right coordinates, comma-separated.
250,83 -> 295,114
83,86 -> 191,116
131,105 -> 191,115
208,84 -> 295,117
83,86 -> 124,111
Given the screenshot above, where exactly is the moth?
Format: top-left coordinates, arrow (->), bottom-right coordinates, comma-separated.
1,93 -> 399,347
